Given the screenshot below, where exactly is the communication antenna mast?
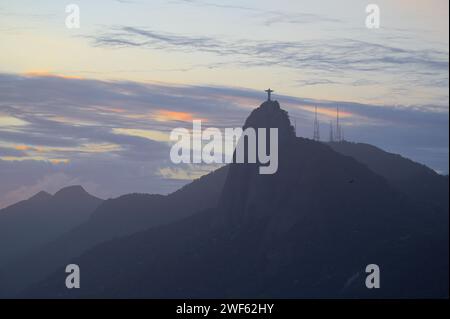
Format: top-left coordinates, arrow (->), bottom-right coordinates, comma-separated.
329,120 -> 334,142
336,105 -> 342,142
313,106 -> 320,141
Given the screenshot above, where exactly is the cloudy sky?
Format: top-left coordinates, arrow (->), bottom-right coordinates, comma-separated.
0,0 -> 448,208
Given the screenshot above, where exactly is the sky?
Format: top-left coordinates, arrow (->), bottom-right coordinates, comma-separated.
0,0 -> 448,208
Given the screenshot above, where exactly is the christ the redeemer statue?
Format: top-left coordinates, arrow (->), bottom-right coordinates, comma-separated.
265,88 -> 274,101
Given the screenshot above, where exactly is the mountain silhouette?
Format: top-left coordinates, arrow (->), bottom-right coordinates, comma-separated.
0,185 -> 102,270
0,166 -> 228,297
328,141 -> 448,212
21,100 -> 448,298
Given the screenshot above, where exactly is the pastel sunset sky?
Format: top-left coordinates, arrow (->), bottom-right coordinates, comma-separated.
0,0 -> 448,208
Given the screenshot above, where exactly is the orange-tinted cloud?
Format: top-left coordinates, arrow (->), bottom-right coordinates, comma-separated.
15,145 -> 31,151
49,159 -> 70,164
154,110 -> 199,122
13,145 -> 44,152
24,70 -> 83,80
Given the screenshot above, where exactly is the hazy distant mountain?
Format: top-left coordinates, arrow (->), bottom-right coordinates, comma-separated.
0,165 -> 228,297
0,186 -> 102,269
24,101 -> 448,298
328,141 -> 448,211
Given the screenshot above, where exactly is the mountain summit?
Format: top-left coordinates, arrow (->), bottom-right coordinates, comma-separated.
20,99 -> 450,298
0,186 -> 102,270
28,191 -> 52,202
53,185 -> 90,198
243,100 -> 296,143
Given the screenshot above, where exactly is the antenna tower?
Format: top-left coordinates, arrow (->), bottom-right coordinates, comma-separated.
313,106 -> 320,141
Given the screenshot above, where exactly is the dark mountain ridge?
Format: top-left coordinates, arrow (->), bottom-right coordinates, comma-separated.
0,165 -> 228,297
0,186 -> 102,269
328,141 -> 448,212
23,100 -> 448,298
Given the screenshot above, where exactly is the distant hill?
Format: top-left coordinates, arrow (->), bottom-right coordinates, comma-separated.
0,165 -> 228,297
23,101 -> 448,298
328,141 -> 448,212
0,186 -> 102,269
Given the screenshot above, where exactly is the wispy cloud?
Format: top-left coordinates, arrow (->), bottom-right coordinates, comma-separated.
89,26 -> 448,98
0,72 -> 447,208
170,0 -> 341,26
